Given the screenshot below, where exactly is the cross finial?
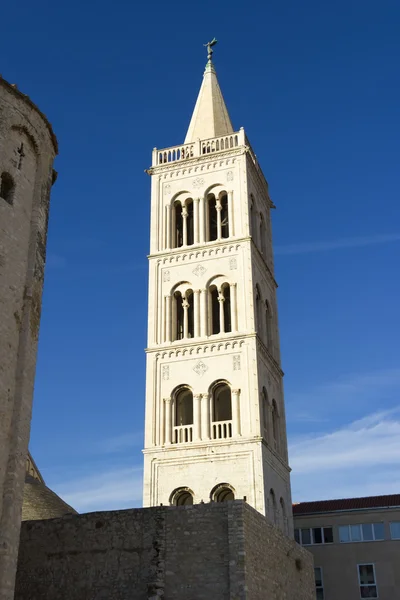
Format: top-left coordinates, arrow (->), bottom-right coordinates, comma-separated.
204,37 -> 217,61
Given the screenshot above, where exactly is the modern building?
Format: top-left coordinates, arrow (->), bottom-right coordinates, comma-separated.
293,494 -> 400,599
142,40 -> 292,533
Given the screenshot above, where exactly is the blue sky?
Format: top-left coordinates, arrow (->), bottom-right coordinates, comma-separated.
2,0 -> 400,511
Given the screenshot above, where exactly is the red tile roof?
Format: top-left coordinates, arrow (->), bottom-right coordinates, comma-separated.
293,494 -> 400,515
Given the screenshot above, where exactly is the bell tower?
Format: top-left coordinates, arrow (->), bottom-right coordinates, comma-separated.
143,43 -> 292,535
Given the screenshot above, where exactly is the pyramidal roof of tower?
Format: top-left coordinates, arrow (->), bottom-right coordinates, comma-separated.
184,59 -> 234,144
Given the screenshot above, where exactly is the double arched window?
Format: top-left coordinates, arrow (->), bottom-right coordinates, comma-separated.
206,191 -> 229,241
209,283 -> 231,335
173,198 -> 194,248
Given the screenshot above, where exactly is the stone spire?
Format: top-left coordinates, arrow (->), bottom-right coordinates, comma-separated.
184,41 -> 234,143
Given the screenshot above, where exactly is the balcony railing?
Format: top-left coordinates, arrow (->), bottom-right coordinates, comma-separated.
152,129 -> 246,166
173,425 -> 193,444
212,420 -> 233,440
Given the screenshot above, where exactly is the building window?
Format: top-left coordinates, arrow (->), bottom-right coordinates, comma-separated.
220,193 -> 229,238
209,283 -> 232,335
269,489 -> 277,524
390,522 -> 400,539
174,201 -> 183,247
358,564 -> 377,598
294,527 -> 333,545
0,172 -> 15,205
186,199 -> 194,246
173,387 -> 193,443
170,487 -> 194,506
271,399 -> 279,451
211,483 -> 235,503
262,386 -> 268,433
314,567 -> 324,600
212,382 -> 232,439
339,523 -> 385,543
207,194 -> 218,241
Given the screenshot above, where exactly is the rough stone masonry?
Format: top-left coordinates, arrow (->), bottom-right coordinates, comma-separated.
15,501 -> 315,600
0,77 -> 57,600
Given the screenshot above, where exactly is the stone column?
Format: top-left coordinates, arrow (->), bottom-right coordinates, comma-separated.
194,197 -> 200,244
227,190 -> 233,237
231,283 -> 238,332
182,205 -> 188,246
201,393 -> 211,440
200,289 -> 207,337
232,389 -> 241,436
165,295 -> 172,342
194,289 -> 201,338
164,398 -> 172,444
165,204 -> 171,249
218,289 -> 225,334
216,197 -> 222,240
194,394 -> 202,441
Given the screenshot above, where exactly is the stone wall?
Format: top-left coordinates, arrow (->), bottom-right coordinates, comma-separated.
16,501 -> 315,600
0,77 -> 57,600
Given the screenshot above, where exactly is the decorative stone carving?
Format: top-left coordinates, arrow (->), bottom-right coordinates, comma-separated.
163,270 -> 170,282
229,258 -> 237,270
164,184 -> 171,195
192,177 -> 205,188
227,170 -> 234,181
192,264 -> 206,277
193,360 -> 208,376
233,355 -> 241,371
162,365 -> 170,380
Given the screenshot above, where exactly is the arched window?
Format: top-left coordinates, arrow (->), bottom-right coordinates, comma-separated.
0,172 -> 15,205
213,383 -> 232,422
210,285 -> 219,334
175,387 -> 193,426
262,387 -> 269,433
170,487 -> 194,506
269,489 -> 277,524
211,483 -> 235,503
271,399 -> 279,451
186,199 -> 194,246
174,202 -> 183,248
250,199 -> 257,243
186,290 -> 194,338
260,213 -> 267,257
265,300 -> 272,350
220,193 -> 229,238
280,497 -> 287,534
255,286 -> 262,334
174,291 -> 184,340
207,194 -> 218,241
222,284 -> 231,333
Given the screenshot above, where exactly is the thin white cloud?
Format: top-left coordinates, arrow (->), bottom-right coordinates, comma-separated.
290,408 -> 400,501
275,233 -> 400,256
97,432 -> 144,454
53,467 -> 143,513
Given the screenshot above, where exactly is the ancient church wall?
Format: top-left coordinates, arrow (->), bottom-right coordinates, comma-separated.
0,77 -> 57,600
16,502 -> 315,600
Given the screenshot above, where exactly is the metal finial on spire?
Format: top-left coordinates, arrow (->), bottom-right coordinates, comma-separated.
204,38 -> 217,61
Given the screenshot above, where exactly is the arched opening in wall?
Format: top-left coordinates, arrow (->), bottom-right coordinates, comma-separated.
186,290 -> 194,338
212,382 -> 232,422
0,172 -> 15,205
255,286 -> 262,334
280,497 -> 287,534
271,399 -> 279,451
210,285 -> 220,334
174,291 -> 184,340
262,387 -> 269,434
222,284 -> 231,333
186,199 -> 194,246
207,194 -> 218,241
269,489 -> 277,524
220,193 -> 229,238
211,483 -> 235,503
250,199 -> 257,243
260,213 -> 267,257
170,487 -> 194,506
175,388 -> 193,426
265,301 -> 272,350
174,201 -> 183,248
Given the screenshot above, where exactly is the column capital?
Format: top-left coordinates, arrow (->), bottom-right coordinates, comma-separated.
194,196 -> 200,203
231,388 -> 240,395
164,397 -> 172,404
193,393 -> 202,401
182,206 -> 188,218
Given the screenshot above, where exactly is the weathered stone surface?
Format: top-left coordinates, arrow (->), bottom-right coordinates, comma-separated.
0,77 -> 57,600
16,501 -> 315,600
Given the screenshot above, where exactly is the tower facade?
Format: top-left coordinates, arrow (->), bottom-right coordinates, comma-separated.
143,53 -> 292,534
0,77 -> 57,600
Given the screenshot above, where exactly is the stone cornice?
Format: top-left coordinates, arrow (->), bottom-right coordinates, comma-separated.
148,238 -> 245,261
146,333 -> 249,355
146,146 -> 245,176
